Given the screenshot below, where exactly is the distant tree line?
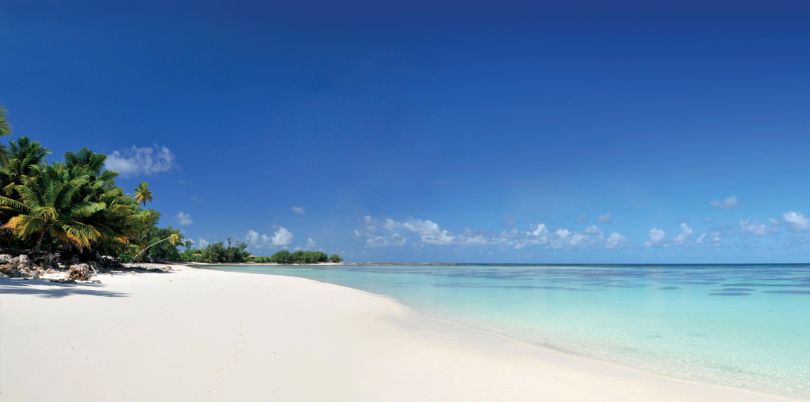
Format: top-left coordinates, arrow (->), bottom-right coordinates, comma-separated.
179,239 -> 251,263
178,240 -> 343,264
254,250 -> 342,264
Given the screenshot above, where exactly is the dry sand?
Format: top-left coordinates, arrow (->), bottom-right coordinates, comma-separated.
0,266 -> 800,402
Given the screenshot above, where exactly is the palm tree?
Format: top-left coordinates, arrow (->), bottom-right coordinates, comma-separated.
0,137 -> 171,259
134,182 -> 152,207
0,164 -> 106,251
59,148 -> 149,257
0,137 -> 49,196
0,106 -> 10,137
65,148 -> 110,178
0,106 -> 11,172
131,232 -> 181,262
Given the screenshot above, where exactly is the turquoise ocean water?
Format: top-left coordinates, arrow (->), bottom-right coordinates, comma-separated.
205,264 -> 810,398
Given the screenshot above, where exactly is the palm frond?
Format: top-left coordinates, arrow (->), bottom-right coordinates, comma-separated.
0,195 -> 30,212
70,201 -> 107,217
58,221 -> 102,250
4,214 -> 45,239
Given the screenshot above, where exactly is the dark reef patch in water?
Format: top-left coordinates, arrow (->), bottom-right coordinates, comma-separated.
709,292 -> 751,296
602,284 -> 649,288
763,290 -> 810,295
724,282 -> 810,288
432,283 -> 596,292
659,286 -> 679,290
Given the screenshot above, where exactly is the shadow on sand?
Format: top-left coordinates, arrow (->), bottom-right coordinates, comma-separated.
0,278 -> 128,298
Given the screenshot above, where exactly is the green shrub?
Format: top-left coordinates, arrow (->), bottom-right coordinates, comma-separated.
181,239 -> 250,263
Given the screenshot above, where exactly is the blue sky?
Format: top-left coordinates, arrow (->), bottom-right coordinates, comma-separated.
2,0 -> 809,262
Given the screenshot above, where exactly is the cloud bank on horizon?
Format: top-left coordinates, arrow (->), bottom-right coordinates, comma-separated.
171,202 -> 810,262
353,207 -> 809,256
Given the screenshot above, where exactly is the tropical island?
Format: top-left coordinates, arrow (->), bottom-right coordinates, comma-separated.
0,106 -> 341,281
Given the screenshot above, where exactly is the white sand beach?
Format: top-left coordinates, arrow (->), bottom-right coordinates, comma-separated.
0,266 -> 800,402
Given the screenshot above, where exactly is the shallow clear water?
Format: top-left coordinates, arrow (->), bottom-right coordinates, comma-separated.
205,264 -> 810,398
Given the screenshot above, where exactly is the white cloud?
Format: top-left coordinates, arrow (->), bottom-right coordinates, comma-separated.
246,229 -> 262,245
509,224 -> 550,249
176,211 -> 193,226
105,145 -> 176,177
530,224 -> 613,249
364,232 -> 408,247
554,228 -> 570,240
738,220 -> 771,236
357,217 -> 466,247
549,228 -> 588,248
644,227 -> 666,247
672,223 -> 694,245
402,219 -> 455,245
196,238 -> 210,248
565,232 -> 587,247
245,227 -> 294,248
354,216 -> 406,247
530,223 -> 549,238
606,233 -> 626,248
457,229 -> 490,246
357,216 -> 624,250
709,195 -> 738,209
291,206 -> 305,215
583,225 -> 602,236
697,231 -> 721,245
306,238 -> 317,248
597,213 -> 612,224
271,227 -> 293,246
783,211 -> 810,232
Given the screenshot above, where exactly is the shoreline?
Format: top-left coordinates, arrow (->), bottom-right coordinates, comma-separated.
196,264 -> 810,400
0,265 -> 802,402
187,262 -> 343,266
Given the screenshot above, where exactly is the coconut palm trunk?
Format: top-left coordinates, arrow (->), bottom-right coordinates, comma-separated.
132,233 -> 180,262
34,231 -> 45,251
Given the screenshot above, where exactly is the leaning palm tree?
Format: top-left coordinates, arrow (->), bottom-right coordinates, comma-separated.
134,182 -> 153,207
0,164 -> 106,251
131,232 -> 181,262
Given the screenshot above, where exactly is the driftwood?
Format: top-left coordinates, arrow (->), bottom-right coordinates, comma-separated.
0,253 -> 169,281
65,263 -> 97,281
0,254 -> 45,278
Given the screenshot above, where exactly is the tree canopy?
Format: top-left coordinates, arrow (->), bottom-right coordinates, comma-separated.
0,106 -> 181,262
180,239 -> 251,263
